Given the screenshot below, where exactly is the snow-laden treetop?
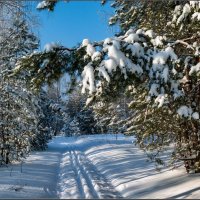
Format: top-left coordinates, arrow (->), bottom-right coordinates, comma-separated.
10,25 -> 200,120
7,0 -> 199,121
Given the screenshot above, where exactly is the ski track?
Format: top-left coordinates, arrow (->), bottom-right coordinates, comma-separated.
58,144 -> 122,199
0,137 -> 123,199
1,135 -> 199,199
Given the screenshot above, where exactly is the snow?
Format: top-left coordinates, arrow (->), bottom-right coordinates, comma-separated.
76,28 -> 191,110
36,1 -> 48,9
172,67 -> 177,75
106,42 -> 126,78
192,12 -> 200,21
172,5 -> 182,23
153,47 -> 177,67
151,36 -> 164,47
183,4 -> 191,15
0,150 -> 60,198
104,39 -> 143,79
100,59 -> 117,74
171,1 -> 199,27
44,42 -> 59,52
125,28 -> 135,36
155,94 -> 165,108
150,46 -> 177,87
165,46 -> 178,60
81,62 -> 96,94
177,106 -> 193,118
145,30 -> 155,38
190,1 -> 200,8
170,80 -> 183,100
149,83 -> 159,96
82,39 -> 102,62
91,51 -> 101,61
124,33 -> 141,43
177,4 -> 191,25
136,29 -> 145,35
98,66 -> 110,82
153,52 -> 168,65
82,39 -> 90,47
162,67 -> 169,83
189,62 -> 200,75
0,134 -> 200,199
126,42 -> 144,57
86,44 -> 96,57
192,112 -> 199,120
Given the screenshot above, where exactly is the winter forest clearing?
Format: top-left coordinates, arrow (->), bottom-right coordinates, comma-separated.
0,0 -> 200,199
0,134 -> 199,199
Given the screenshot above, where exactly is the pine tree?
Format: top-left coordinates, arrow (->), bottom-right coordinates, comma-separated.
12,0 -> 200,172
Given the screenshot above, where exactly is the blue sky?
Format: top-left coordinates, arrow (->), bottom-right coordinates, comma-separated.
33,1 -> 119,49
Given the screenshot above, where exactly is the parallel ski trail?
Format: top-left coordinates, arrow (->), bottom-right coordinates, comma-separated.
69,150 -> 85,199
58,143 -> 122,199
76,150 -> 122,199
73,150 -> 99,199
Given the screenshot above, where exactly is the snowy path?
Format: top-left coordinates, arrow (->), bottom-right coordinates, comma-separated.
0,150 -> 61,198
58,146 -> 122,199
0,135 -> 122,199
0,134 -> 200,199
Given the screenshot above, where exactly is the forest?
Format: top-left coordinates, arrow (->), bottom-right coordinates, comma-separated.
0,0 -> 199,199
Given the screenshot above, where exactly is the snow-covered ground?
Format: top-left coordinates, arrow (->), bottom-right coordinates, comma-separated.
0,134 -> 199,199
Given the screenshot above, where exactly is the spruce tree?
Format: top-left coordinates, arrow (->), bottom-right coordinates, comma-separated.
0,10 -> 51,164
